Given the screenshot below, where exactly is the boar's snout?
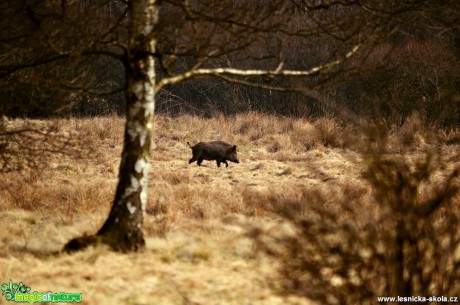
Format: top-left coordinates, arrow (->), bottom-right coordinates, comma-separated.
231,157 -> 240,164
226,145 -> 240,164
227,156 -> 240,164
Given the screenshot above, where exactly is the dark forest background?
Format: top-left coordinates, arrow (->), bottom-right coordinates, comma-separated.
1,0 -> 459,126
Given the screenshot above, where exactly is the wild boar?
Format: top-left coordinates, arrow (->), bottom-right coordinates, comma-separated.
187,141 -> 240,167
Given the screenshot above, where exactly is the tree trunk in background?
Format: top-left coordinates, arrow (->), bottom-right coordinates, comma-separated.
64,0 -> 158,252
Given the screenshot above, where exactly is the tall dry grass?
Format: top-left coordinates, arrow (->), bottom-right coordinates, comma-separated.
2,113 -> 459,230
0,112 -> 459,304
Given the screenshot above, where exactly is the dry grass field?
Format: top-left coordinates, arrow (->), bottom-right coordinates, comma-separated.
1,113 -> 459,304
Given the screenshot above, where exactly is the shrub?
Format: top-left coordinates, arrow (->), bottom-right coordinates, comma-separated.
255,130 -> 460,304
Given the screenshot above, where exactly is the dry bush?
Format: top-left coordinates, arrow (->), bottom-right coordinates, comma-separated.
0,117 -> 91,173
241,187 -> 304,217
159,170 -> 191,186
0,115 -> 120,225
436,127 -> 460,146
0,174 -> 113,217
70,115 -> 124,144
229,112 -> 294,144
231,112 -> 276,139
312,117 -> 346,148
289,122 -> 318,151
255,131 -> 460,304
266,139 -> 282,153
288,117 -> 347,152
393,113 -> 427,147
145,183 -> 244,232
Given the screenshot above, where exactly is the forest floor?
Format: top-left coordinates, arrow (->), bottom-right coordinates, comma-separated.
1,113 -> 459,305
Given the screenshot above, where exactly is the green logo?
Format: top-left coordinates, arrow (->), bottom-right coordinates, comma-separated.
1,280 -> 31,301
1,280 -> 82,303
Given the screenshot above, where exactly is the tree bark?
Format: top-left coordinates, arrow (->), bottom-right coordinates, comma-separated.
64,0 -> 158,252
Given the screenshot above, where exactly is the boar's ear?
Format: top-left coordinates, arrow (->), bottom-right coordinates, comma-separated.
227,145 -> 237,153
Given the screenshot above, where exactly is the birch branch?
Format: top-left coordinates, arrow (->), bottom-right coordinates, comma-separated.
155,44 -> 360,92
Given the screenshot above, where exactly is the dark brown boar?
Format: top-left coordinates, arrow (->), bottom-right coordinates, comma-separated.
187,141 -> 240,168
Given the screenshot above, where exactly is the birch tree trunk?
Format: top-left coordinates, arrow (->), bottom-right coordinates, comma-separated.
65,0 -> 158,252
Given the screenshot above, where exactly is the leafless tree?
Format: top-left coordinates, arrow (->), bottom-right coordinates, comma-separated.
63,0 -> 378,251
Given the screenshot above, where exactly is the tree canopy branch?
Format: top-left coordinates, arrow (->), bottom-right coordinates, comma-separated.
156,44 -> 361,91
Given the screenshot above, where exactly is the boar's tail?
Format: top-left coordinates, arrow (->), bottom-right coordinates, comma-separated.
187,142 -> 193,148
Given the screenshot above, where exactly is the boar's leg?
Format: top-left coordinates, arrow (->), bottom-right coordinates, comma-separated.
223,160 -> 229,167
189,157 -> 197,164
197,158 -> 204,166
216,160 -> 221,167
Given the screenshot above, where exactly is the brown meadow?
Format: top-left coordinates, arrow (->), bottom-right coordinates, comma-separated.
1,113 -> 459,304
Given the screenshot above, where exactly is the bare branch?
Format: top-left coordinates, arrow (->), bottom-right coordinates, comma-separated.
156,44 -> 361,91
